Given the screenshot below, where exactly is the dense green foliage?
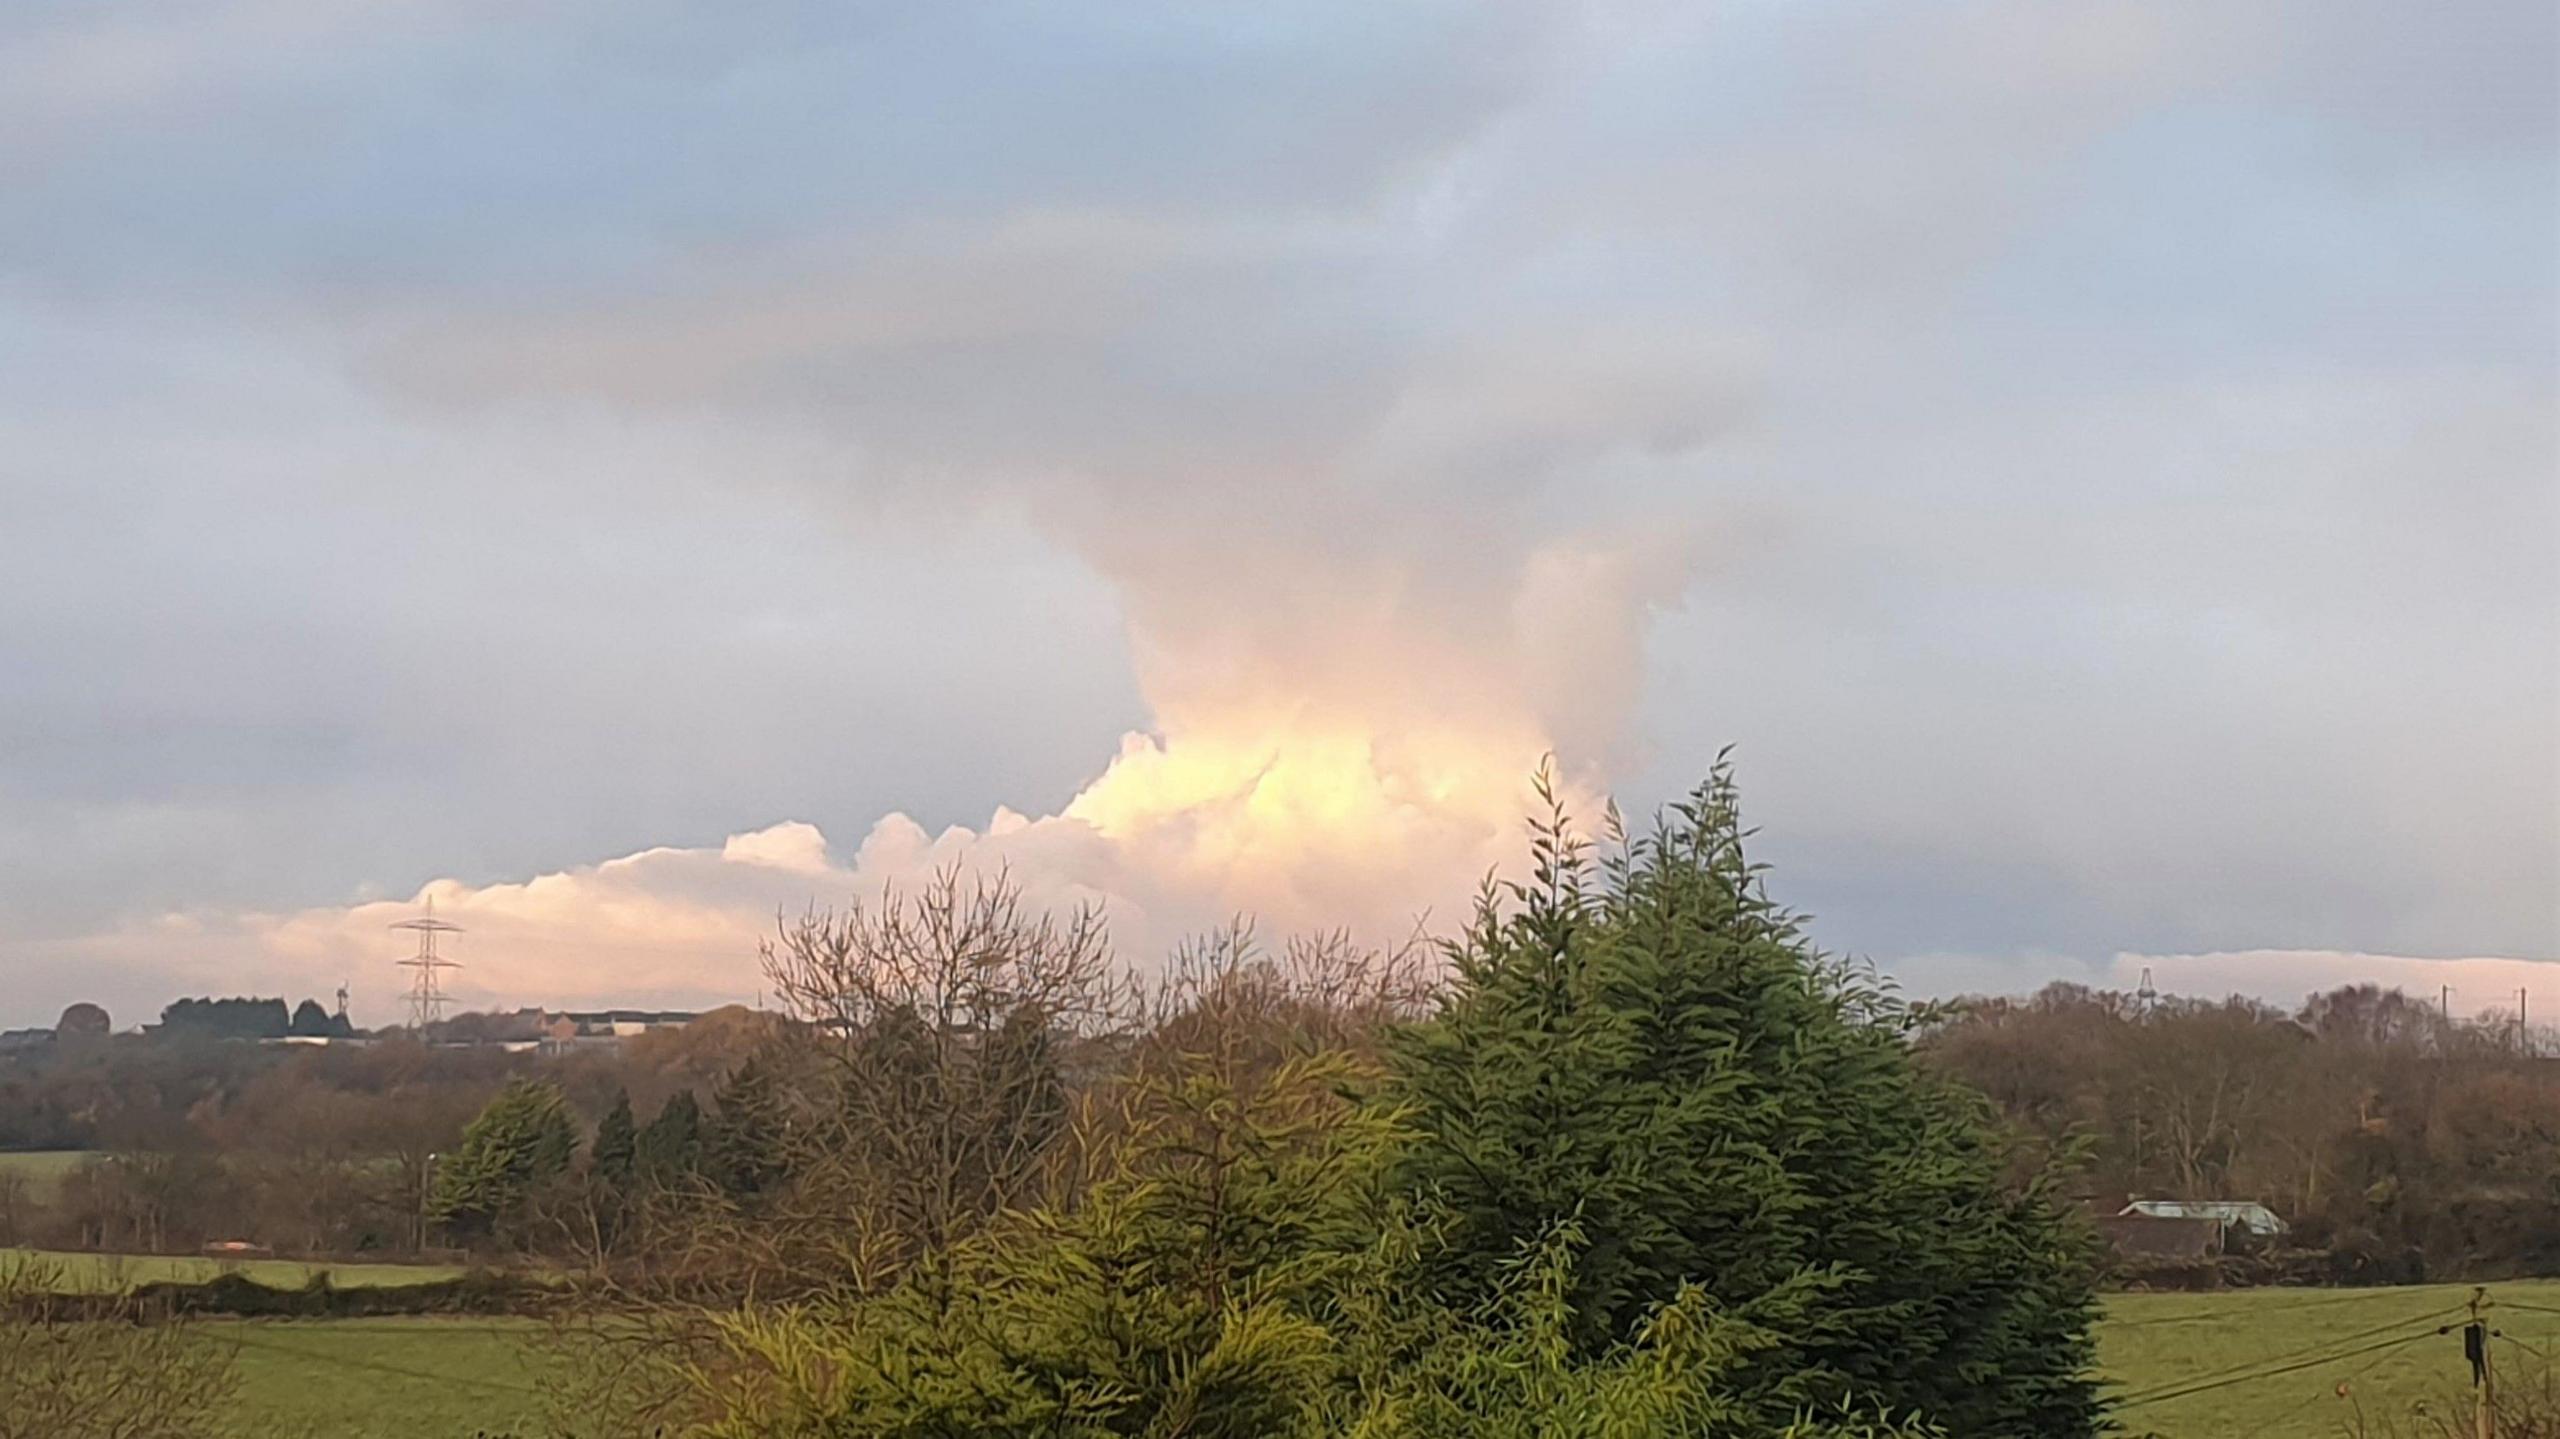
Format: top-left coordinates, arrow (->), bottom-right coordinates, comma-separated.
429,1079 -> 578,1240
590,1089 -> 638,1185
637,1088 -> 706,1183
692,1049 -> 1926,1439
1388,764 -> 2105,1437
709,1056 -> 789,1200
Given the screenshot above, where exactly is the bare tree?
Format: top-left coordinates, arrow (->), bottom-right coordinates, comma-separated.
762,865 -> 1130,1262
1127,921 -> 1435,1081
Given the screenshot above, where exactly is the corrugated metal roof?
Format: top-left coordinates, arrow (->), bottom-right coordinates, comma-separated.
2120,1200 -> 2287,1235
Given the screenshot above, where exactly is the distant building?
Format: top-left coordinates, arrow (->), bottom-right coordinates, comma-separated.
2096,1213 -> 2226,1261
0,1028 -> 50,1052
538,1008 -> 700,1053
2119,1199 -> 2287,1238
2097,1200 -> 2288,1266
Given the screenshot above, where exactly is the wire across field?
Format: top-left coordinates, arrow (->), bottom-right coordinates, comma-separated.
2101,1279 -> 2560,1438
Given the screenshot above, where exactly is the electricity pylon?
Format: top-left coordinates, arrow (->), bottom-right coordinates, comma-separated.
393,897 -> 464,1030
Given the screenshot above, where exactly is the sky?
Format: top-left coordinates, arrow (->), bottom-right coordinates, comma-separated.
2,0 -> 2553,1029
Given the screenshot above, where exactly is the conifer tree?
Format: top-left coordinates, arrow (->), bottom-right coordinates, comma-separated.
1388,760 -> 2105,1437
590,1088 -> 638,1183
708,1057 -> 789,1200
429,1079 -> 578,1242
635,1088 -> 706,1185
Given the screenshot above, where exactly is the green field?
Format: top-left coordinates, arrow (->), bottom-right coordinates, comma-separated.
18,1279 -> 2560,1436
2,1246 -> 463,1293
208,1318 -> 566,1439
0,1148 -> 94,1200
2104,1280 -> 2560,1437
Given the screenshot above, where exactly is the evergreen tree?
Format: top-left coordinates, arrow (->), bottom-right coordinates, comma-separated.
582,1087 -> 642,1251
636,1088 -> 706,1184
429,1079 -> 578,1242
709,1056 -> 790,1200
590,1089 -> 638,1183
1387,761 -> 2105,1437
287,998 -> 334,1037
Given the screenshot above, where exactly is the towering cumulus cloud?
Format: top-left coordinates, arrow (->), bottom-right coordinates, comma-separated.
57,519 -> 1700,1016
51,339 -> 1721,1015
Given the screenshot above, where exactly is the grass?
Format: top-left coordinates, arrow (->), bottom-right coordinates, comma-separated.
205,1318 -> 567,1439
0,1148 -> 95,1201
2102,1278 -> 2560,1437
1,1246 -> 464,1293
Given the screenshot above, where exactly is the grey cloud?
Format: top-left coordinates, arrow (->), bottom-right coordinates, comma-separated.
0,0 -> 2551,1025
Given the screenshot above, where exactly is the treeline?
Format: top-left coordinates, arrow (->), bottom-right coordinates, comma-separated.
458,772 -> 2108,1438
159,996 -> 354,1041
1921,981 -> 2560,1278
0,1009 -> 774,1255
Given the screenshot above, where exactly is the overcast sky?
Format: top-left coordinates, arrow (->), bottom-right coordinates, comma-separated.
2,0 -> 2553,1028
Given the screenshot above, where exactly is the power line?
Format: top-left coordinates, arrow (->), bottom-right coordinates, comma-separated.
2119,1286 -> 2560,1422
2116,1306 -> 2462,1407
2268,1323 -> 2439,1433
2118,1328 -> 2447,1411
2111,1287 -> 2459,1329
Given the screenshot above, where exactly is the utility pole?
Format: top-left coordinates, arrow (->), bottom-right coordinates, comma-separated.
2467,1286 -> 2494,1439
419,1150 -> 439,1253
